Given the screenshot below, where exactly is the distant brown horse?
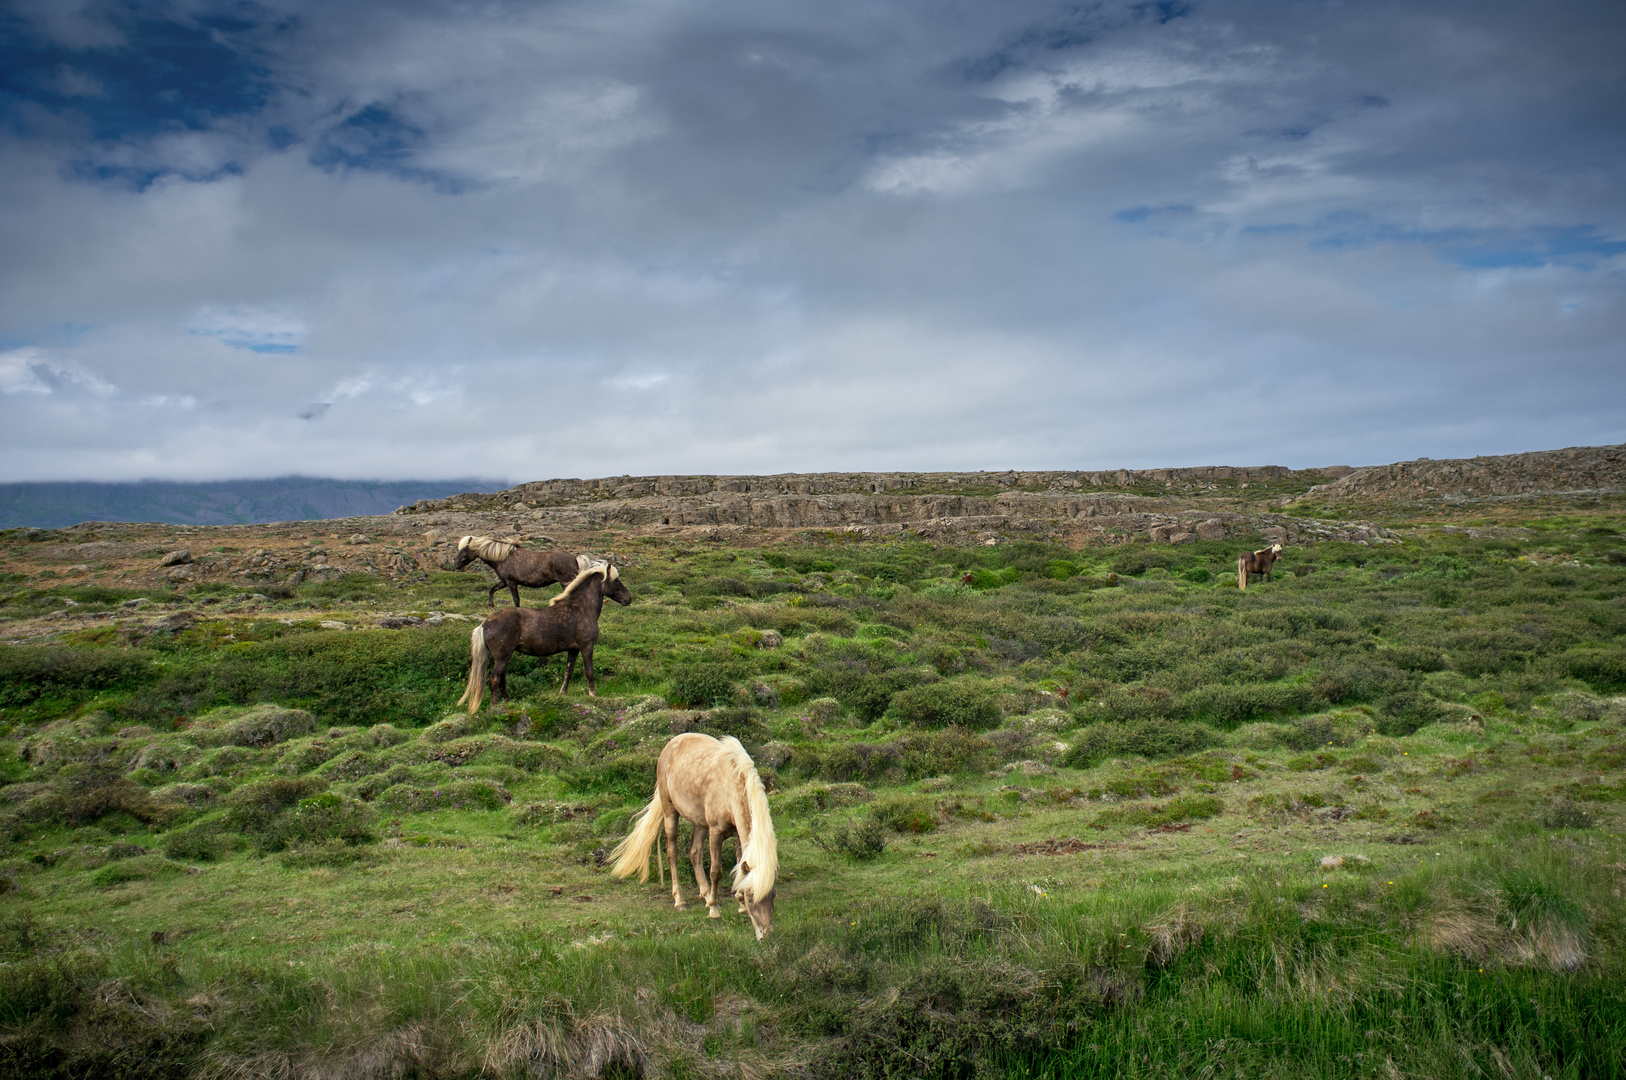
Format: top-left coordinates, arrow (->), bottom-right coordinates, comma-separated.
1237,543 -> 1285,589
610,733 -> 778,939
453,535 -> 590,607
456,563 -> 631,710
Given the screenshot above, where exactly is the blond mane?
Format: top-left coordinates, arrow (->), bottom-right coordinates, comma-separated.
547,560 -> 619,606
458,535 -> 517,563
718,736 -> 778,902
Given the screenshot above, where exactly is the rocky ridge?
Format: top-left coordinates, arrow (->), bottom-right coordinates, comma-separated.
1305,443 -> 1626,502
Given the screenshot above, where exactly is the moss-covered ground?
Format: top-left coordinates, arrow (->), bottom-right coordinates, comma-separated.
2,516 -> 1625,1078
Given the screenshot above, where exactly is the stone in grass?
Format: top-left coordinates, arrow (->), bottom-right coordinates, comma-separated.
1318,854 -> 1372,871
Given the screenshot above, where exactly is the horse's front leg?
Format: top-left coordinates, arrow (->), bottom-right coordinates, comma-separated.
689,825 -> 711,907
508,580 -> 522,607
706,829 -> 725,919
582,644 -> 596,697
487,576 -> 502,607
560,649 -> 578,693
665,813 -> 686,909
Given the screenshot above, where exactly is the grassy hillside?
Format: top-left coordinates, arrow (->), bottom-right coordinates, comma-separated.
2,518 -> 1625,1078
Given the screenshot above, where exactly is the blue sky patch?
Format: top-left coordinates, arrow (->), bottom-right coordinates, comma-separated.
0,9 -> 273,141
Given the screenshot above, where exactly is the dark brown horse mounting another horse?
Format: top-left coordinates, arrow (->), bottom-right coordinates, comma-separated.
453,535 -> 591,607
456,562 -> 631,710
1237,543 -> 1285,590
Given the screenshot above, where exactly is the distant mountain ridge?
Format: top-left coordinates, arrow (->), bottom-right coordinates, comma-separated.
0,477 -> 505,529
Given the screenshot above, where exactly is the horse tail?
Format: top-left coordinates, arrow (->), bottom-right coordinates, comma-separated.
610,786 -> 667,884
734,768 -> 778,903
1237,554 -> 1248,591
457,623 -> 488,713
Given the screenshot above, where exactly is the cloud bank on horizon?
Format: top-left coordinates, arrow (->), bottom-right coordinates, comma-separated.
1,0 -> 1622,483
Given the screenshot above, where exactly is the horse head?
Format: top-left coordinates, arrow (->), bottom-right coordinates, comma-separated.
737,881 -> 775,940
452,535 -> 479,571
603,564 -> 632,606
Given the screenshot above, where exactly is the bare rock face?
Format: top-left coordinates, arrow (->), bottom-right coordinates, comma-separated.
1307,444 -> 1626,501
158,548 -> 192,567
1196,519 -> 1227,540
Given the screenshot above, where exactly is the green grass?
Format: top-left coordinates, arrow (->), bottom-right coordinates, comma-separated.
1,519 -> 1624,1076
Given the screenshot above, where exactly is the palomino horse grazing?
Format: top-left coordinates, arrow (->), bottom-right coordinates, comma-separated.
1237,543 -> 1285,590
610,733 -> 778,939
456,563 -> 631,710
453,535 -> 594,607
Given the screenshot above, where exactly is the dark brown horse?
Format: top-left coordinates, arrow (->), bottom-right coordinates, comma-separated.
457,563 -> 632,710
452,535 -> 587,607
1237,543 -> 1285,590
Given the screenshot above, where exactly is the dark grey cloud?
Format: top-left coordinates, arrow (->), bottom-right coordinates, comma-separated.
1,0 -> 1621,482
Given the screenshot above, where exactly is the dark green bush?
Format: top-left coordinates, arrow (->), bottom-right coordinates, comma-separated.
801,742 -> 902,783
868,794 -> 937,833
1181,682 -> 1316,726
1565,648 -> 1626,691
562,751 -> 658,799
894,729 -> 995,778
163,822 -> 229,862
888,680 -> 1000,730
0,647 -> 154,710
1111,548 -> 1184,576
374,780 -> 509,814
221,775 -> 329,849
41,769 -> 168,827
1374,692 -> 1444,737
1182,567 -> 1212,583
667,663 -> 741,708
1062,720 -> 1220,768
811,814 -> 886,859
1074,685 -> 1177,724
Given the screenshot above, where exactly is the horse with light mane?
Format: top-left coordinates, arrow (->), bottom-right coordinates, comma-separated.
1237,543 -> 1285,590
456,562 -> 631,710
610,733 -> 778,939
452,535 -> 594,607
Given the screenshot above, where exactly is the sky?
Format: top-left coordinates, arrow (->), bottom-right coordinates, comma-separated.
1,0 -> 1622,484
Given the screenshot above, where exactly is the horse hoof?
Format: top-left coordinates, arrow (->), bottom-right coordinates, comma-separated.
707,908 -> 722,919
674,903 -> 688,911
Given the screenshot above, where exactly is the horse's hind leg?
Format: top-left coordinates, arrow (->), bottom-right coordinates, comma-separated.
665,813 -> 686,909
560,649 -> 578,693
490,653 -> 509,703
689,825 -> 711,908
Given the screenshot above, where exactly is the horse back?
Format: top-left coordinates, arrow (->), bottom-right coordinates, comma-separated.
658,733 -> 751,827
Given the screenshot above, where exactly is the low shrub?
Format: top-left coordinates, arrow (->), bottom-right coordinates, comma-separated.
221,775 -> 330,849
1181,682 -> 1316,726
667,663 -> 741,708
868,794 -> 938,833
562,751 -> 658,799
1061,720 -> 1220,768
163,821 -> 230,862
192,704 -> 316,748
800,741 -> 902,783
1090,795 -> 1223,830
811,814 -> 886,859
89,854 -> 178,887
1375,692 -> 1444,736
374,780 -> 511,814
889,680 -> 1000,730
894,729 -> 994,778
1560,650 -> 1626,692
1073,685 -> 1176,725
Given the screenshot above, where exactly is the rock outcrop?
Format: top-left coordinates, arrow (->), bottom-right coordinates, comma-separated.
1306,444 -> 1626,501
